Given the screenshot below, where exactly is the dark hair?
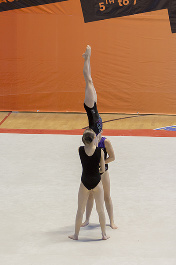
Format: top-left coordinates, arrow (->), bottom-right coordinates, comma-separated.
82,128 -> 95,145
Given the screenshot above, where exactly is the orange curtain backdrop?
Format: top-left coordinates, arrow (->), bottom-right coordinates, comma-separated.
0,0 -> 176,114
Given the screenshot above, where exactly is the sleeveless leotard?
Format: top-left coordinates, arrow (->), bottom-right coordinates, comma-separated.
98,137 -> 108,171
79,146 -> 101,190
84,102 -> 102,135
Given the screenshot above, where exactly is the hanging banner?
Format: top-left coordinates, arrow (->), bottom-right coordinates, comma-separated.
80,0 -> 175,32
0,0 -> 67,12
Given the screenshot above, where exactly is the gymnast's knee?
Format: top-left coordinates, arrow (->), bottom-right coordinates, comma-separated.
96,204 -> 104,215
84,75 -> 93,84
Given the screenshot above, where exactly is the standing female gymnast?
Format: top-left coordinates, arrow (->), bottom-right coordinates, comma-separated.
82,133 -> 117,229
82,45 -> 117,229
69,129 -> 110,240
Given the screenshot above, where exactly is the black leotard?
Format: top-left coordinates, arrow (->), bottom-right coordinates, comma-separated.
79,146 -> 101,190
84,102 -> 102,135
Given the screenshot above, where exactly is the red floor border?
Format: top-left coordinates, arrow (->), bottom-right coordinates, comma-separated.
0,128 -> 176,137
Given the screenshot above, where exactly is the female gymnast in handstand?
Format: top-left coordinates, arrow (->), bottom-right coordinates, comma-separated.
69,129 -> 110,240
82,45 -> 117,229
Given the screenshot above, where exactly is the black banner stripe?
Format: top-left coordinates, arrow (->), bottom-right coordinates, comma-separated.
0,0 -> 67,12
80,0 -> 175,33
80,0 -> 169,23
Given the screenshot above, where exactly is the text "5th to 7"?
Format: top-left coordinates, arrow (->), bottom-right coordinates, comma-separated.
99,0 -> 137,12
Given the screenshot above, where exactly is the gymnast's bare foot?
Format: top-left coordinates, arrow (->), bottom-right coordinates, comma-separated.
102,234 -> 110,240
110,223 -> 118,229
68,234 -> 78,240
82,45 -> 91,59
81,220 -> 89,227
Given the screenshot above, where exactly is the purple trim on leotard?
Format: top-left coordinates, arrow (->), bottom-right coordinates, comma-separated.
98,137 -> 106,148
